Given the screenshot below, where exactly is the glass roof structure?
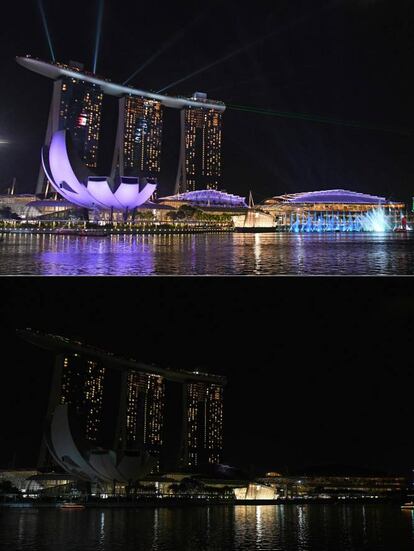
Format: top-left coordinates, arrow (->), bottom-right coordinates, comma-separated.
160,190 -> 248,208
263,189 -> 399,205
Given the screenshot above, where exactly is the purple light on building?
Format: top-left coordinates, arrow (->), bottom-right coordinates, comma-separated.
160,189 -> 248,207
286,189 -> 388,204
43,130 -> 157,210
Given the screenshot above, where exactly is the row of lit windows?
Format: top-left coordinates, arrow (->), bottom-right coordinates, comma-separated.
59,356 -> 106,442
123,97 -> 163,175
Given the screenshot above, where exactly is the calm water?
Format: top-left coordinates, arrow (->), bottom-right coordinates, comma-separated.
0,504 -> 413,551
1,232 -> 414,275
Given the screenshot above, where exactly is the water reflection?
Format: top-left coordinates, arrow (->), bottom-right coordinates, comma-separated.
1,505 -> 414,551
1,232 -> 414,275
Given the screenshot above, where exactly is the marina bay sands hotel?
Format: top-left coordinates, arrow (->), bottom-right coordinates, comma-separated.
19,330 -> 226,476
16,56 -> 225,196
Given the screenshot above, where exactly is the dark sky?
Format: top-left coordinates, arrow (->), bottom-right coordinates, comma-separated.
0,0 -> 413,202
1,277 -> 414,476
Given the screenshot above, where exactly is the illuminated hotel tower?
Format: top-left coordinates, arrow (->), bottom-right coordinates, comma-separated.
112,96 -> 163,179
184,382 -> 224,468
176,92 -> 223,193
36,62 -> 103,195
17,58 -> 225,197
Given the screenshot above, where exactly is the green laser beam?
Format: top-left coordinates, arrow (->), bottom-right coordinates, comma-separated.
227,104 -> 413,136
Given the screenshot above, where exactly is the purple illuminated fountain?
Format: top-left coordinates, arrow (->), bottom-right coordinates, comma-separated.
42,130 -> 157,211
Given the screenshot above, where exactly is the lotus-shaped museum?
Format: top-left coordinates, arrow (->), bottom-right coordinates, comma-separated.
42,130 -> 157,211
46,404 -> 155,483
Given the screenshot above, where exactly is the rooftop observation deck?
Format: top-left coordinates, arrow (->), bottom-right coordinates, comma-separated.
16,56 -> 226,112
18,329 -> 226,385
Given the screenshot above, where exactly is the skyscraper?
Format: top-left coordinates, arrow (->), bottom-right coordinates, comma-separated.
19,331 -> 226,475
112,96 -> 163,179
60,355 -> 106,443
59,74 -> 103,169
176,92 -> 223,193
17,57 -> 225,198
124,371 -> 165,470
184,382 -> 224,468
36,62 -> 103,195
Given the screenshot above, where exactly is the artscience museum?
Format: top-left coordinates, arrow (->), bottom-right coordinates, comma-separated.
42,130 -> 157,214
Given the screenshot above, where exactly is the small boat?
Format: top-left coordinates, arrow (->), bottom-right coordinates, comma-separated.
401,502 -> 414,510
394,216 -> 411,232
58,502 -> 86,510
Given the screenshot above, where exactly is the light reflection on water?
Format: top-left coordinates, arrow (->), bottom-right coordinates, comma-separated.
0,232 -> 413,275
1,505 -> 413,551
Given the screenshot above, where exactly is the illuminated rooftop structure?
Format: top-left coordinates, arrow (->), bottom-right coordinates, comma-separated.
263,189 -> 402,206
160,189 -> 248,208
260,189 -> 406,232
18,329 -> 226,385
16,57 -> 226,112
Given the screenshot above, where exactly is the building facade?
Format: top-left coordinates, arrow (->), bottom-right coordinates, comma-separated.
122,96 -> 163,178
111,96 -> 163,179
257,472 -> 407,500
18,58 -> 226,200
260,189 -> 406,232
124,371 -> 165,470
176,93 -> 223,193
59,73 -> 103,170
60,355 -> 106,443
184,382 -> 224,468
19,330 -> 226,477
35,62 -> 104,195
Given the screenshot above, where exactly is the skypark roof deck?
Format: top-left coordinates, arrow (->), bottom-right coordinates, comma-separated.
18,329 -> 226,385
16,56 -> 226,112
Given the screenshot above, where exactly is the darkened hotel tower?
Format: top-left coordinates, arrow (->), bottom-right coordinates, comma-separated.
185,382 -> 224,467
36,61 -> 103,194
19,331 -> 225,474
112,96 -> 163,179
60,355 -> 106,443
176,92 -> 223,193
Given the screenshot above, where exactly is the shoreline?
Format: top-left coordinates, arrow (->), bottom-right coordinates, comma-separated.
0,497 -> 404,509
0,227 -> 236,236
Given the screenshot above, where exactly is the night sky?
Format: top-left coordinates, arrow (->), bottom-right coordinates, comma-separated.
0,0 -> 413,202
1,278 -> 414,476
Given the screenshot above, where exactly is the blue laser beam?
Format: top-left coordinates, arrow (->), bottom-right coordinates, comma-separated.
157,0 -> 337,94
157,26 -> 287,93
93,0 -> 105,74
123,10 -> 207,86
37,0 -> 56,62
